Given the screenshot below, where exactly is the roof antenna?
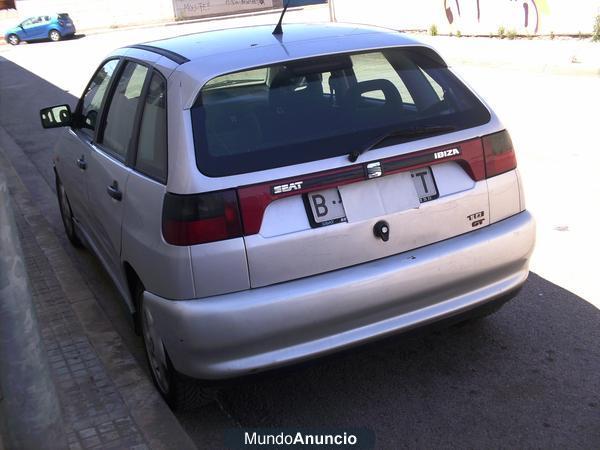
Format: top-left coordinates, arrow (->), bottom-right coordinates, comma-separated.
272,0 -> 291,35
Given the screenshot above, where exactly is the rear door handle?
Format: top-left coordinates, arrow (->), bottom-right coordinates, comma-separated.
76,156 -> 87,170
106,181 -> 122,201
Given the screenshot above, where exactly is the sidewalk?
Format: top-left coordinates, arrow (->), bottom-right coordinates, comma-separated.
0,132 -> 196,449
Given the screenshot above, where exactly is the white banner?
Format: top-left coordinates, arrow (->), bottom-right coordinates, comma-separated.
173,0 -> 274,20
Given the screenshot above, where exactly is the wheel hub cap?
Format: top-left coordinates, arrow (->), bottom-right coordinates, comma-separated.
143,306 -> 169,393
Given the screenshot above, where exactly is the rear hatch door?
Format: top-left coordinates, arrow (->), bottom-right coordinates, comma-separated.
239,139 -> 488,287
192,46 -> 493,288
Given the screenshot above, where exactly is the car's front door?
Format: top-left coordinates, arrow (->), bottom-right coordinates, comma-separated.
21,16 -> 46,39
58,59 -> 120,233
16,18 -> 33,40
86,61 -> 150,284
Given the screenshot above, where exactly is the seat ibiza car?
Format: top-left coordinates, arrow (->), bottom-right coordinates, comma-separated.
4,13 -> 75,45
40,23 -> 535,410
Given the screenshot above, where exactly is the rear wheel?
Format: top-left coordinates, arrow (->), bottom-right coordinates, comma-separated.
48,29 -> 61,42
56,176 -> 82,247
7,34 -> 19,45
136,285 -> 213,410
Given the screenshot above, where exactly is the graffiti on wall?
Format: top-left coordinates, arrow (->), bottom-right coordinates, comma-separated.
444,0 -> 551,33
173,0 -> 272,20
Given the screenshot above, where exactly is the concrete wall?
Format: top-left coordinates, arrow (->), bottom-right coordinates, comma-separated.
0,0 -> 15,9
333,0 -> 600,35
0,7 -> 18,32
14,0 -> 175,30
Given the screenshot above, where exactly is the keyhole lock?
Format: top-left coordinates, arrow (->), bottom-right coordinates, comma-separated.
374,220 -> 390,242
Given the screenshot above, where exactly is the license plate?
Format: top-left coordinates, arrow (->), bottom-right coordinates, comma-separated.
410,167 -> 438,203
304,188 -> 347,227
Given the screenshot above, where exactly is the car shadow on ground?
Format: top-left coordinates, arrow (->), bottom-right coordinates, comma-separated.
210,272 -> 600,448
1,57 -> 598,449
16,34 -> 86,46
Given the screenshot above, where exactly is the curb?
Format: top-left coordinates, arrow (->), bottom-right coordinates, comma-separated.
0,169 -> 67,450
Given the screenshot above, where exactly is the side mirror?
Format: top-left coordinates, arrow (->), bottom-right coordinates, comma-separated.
40,104 -> 72,129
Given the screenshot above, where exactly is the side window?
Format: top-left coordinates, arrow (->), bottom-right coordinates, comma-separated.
351,52 -> 415,105
101,62 -> 148,161
204,67 -> 268,90
136,73 -> 167,183
80,59 -> 119,135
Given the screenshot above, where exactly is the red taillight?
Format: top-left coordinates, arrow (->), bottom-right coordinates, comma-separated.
58,20 -> 65,26
162,190 -> 243,246
482,130 -> 517,178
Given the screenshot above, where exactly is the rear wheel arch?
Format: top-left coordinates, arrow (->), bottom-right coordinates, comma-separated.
48,29 -> 61,41
126,261 -> 213,409
123,261 -> 144,335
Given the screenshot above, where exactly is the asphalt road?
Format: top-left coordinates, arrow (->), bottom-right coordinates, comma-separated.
1,13 -> 599,449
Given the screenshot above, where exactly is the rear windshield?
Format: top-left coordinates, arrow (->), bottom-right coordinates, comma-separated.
191,47 -> 490,177
57,13 -> 70,19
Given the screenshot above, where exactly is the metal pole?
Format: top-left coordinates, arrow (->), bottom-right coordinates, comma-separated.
0,171 -> 67,450
329,0 -> 337,22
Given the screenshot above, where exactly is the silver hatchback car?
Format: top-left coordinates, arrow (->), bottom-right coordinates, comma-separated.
40,23 -> 535,409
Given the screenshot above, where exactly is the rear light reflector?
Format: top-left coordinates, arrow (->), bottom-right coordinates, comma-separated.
58,20 -> 65,26
162,190 -> 243,246
483,130 -> 517,178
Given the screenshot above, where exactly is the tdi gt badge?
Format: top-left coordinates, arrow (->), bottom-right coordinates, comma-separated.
467,211 -> 485,227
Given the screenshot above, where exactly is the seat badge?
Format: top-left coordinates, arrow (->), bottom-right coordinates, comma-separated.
366,161 -> 383,179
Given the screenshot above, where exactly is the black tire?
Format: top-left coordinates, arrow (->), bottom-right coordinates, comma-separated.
7,34 -> 20,46
48,29 -> 61,42
56,175 -> 83,247
136,284 -> 213,411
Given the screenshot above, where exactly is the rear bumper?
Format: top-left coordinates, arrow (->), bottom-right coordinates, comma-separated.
58,25 -> 75,36
145,211 -> 535,380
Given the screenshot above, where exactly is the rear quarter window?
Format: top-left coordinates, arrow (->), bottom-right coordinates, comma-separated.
191,46 -> 490,177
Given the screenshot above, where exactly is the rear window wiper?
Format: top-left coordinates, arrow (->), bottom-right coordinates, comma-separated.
348,125 -> 457,162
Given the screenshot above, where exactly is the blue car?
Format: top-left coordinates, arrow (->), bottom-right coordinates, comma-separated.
4,13 -> 76,45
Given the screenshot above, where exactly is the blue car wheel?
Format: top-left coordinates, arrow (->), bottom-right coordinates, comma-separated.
7,34 -> 20,45
48,29 -> 61,42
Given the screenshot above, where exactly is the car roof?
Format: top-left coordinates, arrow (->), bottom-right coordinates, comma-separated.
141,23 -> 419,61
120,23 -> 432,108
23,14 -> 59,19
